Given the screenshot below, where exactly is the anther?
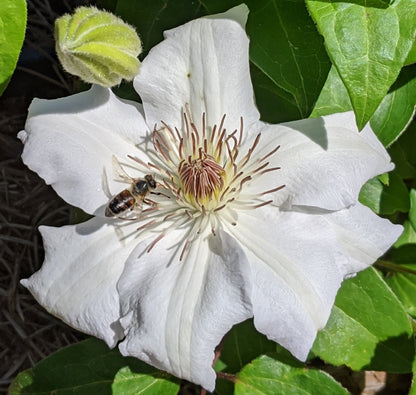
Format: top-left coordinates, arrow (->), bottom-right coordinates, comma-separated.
136,219 -> 157,231
259,144 -> 280,163
147,233 -> 166,253
260,185 -> 286,195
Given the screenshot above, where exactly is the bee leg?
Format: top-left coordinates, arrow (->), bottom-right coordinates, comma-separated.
113,206 -> 141,221
150,191 -> 171,199
143,198 -> 158,206
117,216 -> 140,221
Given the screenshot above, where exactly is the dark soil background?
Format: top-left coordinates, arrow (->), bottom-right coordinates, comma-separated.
0,0 -> 92,392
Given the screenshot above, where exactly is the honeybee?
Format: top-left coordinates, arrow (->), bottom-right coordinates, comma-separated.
105,174 -> 157,217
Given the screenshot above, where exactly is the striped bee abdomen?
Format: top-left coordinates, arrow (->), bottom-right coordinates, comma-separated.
105,190 -> 135,217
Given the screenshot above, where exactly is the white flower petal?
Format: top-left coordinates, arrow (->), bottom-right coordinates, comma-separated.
118,228 -> 252,391
244,112 -> 393,211
320,202 -> 403,274
19,85 -> 150,215
21,217 -> 139,347
224,203 -> 401,360
134,14 -> 259,133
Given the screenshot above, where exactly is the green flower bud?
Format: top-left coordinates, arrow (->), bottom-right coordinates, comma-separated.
55,7 -> 142,87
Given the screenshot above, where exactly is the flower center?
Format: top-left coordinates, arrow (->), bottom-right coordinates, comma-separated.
116,111 -> 284,260
178,152 -> 224,202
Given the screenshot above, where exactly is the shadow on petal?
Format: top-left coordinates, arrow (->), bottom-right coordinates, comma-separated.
29,85 -> 111,116
75,216 -> 107,235
283,117 -> 328,149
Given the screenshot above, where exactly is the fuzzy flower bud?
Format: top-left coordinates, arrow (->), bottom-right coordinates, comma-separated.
55,6 -> 142,87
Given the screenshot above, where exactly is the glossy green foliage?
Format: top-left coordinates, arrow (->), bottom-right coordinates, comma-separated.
359,170 -> 410,215
235,355 -> 349,395
0,0 -> 27,95
389,121 -> 416,180
307,0 -> 416,130
370,66 -> 416,146
312,268 -> 414,372
217,319 -> 277,373
312,65 -> 416,147
386,263 -> 416,318
311,66 -> 352,118
246,0 -> 330,122
9,339 -> 179,395
384,189 -> 416,319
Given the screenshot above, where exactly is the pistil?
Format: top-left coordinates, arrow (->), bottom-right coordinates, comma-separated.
178,151 -> 225,203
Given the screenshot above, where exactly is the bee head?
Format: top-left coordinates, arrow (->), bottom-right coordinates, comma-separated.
145,175 -> 157,189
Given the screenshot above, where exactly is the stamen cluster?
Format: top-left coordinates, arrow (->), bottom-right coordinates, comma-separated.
178,152 -> 224,202
121,112 -> 283,259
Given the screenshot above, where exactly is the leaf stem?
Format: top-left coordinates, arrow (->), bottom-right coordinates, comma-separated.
216,372 -> 237,382
213,337 -> 226,367
375,260 -> 416,276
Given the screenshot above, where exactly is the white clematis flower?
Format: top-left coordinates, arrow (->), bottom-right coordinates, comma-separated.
19,6 -> 402,391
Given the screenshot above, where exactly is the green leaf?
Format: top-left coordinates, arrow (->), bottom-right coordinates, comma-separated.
215,320 -> 282,395
388,121 -> 416,180
359,170 -> 410,214
0,0 -> 27,95
311,66 -> 352,118
112,365 -> 178,394
312,64 -> 416,148
235,354 -> 349,395
306,0 -> 416,130
410,189 -> 416,230
250,63 -> 305,122
217,319 -> 278,374
8,338 -> 179,395
405,40 -> 416,65
378,172 -> 390,185
115,0 -> 208,55
385,263 -> 416,318
214,379 -> 234,395
246,0 -> 331,122
410,353 -> 416,395
114,0 -> 331,122
395,221 -> 416,248
370,65 -> 416,146
391,245 -> 416,264
70,207 -> 93,225
97,0 -> 118,12
312,268 -> 414,372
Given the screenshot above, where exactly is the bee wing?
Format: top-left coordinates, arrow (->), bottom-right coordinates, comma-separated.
112,155 -> 133,183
